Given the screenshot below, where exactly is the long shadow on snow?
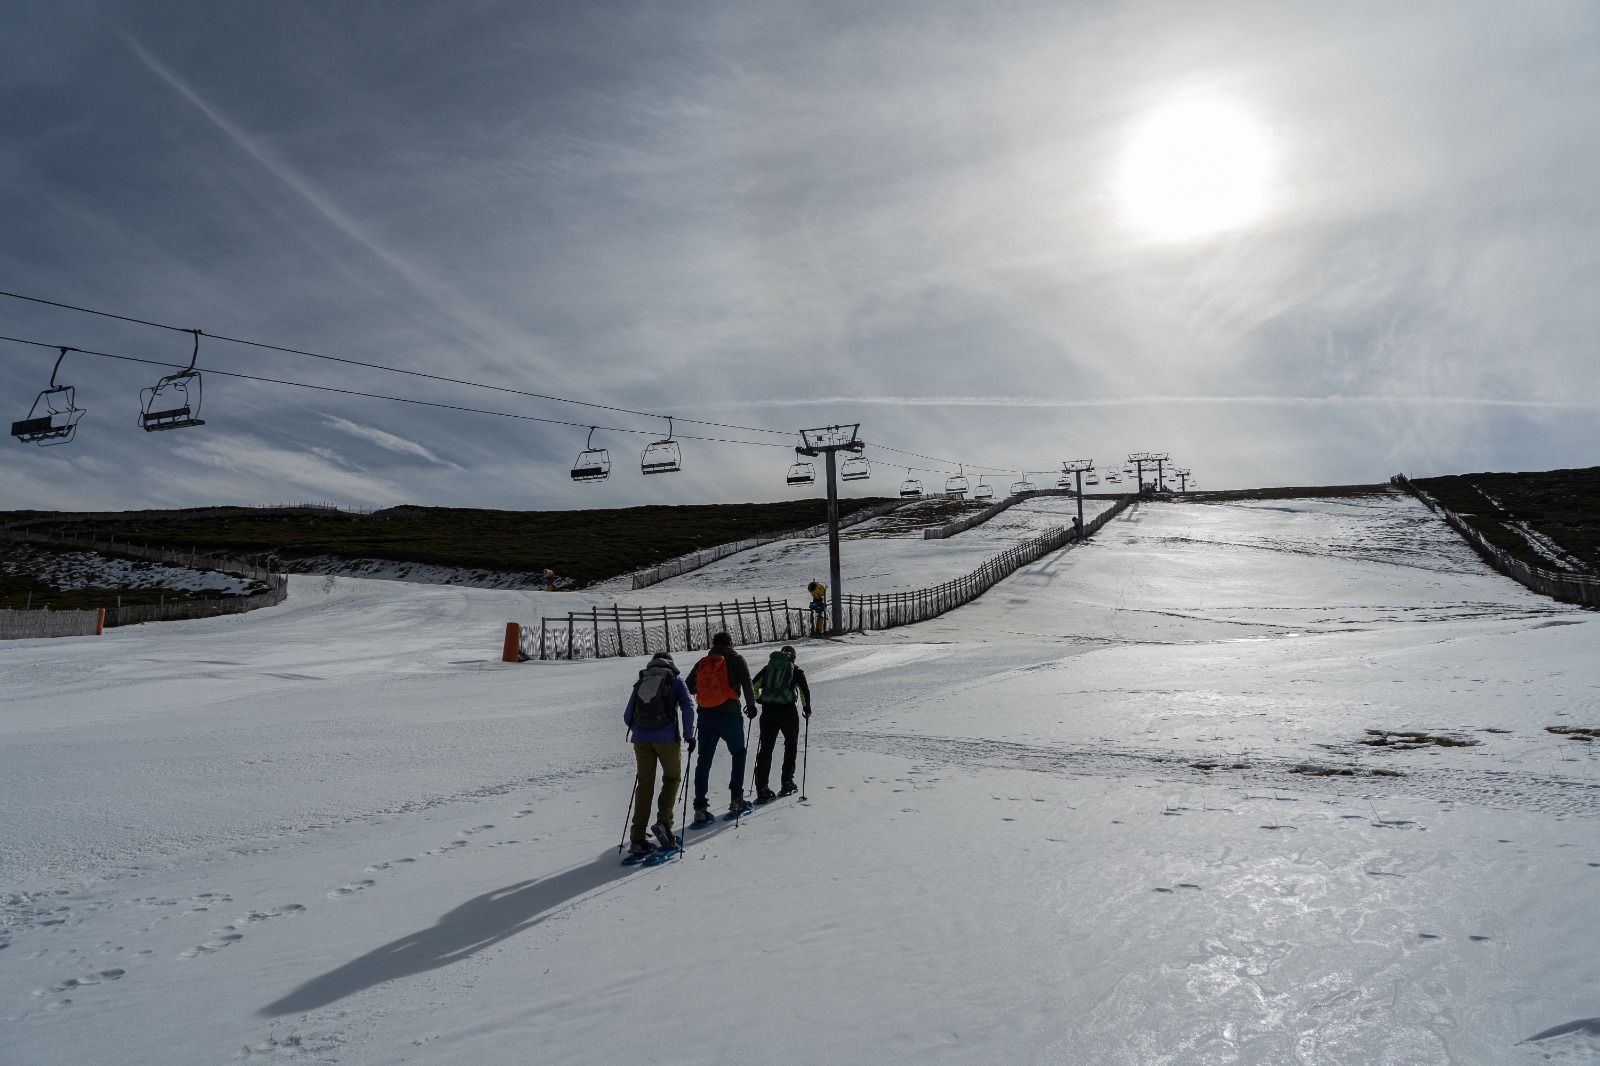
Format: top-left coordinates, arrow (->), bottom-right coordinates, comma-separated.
260,842 -> 697,1016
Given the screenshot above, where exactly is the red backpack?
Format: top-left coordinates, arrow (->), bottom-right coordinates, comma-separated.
693,653 -> 736,706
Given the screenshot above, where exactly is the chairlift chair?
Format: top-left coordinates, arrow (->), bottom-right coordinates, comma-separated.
786,448 -> 817,486
11,347 -> 85,446
840,454 -> 871,481
570,426 -> 611,482
1085,472 -> 1101,487
973,478 -> 994,502
640,416 -> 681,475
944,465 -> 969,499
1056,475 -> 1074,489
139,330 -> 207,432
1010,474 -> 1036,495
899,469 -> 923,498
1106,472 -> 1121,484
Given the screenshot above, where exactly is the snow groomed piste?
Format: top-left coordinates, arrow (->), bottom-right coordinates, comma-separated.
2,490 -> 1597,1064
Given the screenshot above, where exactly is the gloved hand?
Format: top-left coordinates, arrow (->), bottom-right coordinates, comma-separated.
803,707 -> 812,719
744,705 -> 758,719
686,738 -> 696,754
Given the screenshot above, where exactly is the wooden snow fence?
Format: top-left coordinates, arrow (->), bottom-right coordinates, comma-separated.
842,493 -> 1136,630
521,598 -> 813,661
1391,475 -> 1599,608
628,499 -> 909,590
922,488 -> 1084,539
515,494 -> 1138,660
0,529 -> 290,636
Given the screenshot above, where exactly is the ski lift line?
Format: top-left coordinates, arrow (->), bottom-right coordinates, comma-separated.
0,289 -> 798,440
0,334 -> 796,449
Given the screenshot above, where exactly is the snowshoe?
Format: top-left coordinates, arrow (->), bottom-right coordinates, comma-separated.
755,787 -> 777,804
650,821 -> 679,850
728,794 -> 754,817
691,805 -> 715,827
778,782 -> 799,797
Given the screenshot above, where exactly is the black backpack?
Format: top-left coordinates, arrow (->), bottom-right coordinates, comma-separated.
633,666 -> 676,731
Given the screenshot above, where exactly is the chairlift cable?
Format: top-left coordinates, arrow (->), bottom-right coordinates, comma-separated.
0,333 -> 795,449
0,289 -> 797,439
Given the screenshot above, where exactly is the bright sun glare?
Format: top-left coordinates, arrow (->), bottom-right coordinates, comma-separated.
1117,96 -> 1273,241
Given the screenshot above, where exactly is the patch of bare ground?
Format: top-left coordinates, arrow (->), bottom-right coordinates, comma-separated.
1546,726 -> 1600,742
1188,761 -> 1251,771
1289,764 -> 1405,778
1361,730 -> 1481,750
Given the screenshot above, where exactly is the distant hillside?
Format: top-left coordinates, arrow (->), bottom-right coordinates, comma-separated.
1413,467 -> 1600,573
0,499 -> 894,588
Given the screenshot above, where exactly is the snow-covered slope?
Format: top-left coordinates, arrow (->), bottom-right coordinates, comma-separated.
2,492 -> 1596,1066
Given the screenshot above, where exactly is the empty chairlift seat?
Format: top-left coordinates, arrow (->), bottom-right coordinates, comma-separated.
571,427 -> 611,482
840,454 -> 871,481
11,348 -> 85,447
973,479 -> 994,502
640,417 -> 681,475
899,469 -> 923,498
139,330 -> 206,432
786,457 -> 816,486
1010,475 -> 1037,495
944,466 -> 969,499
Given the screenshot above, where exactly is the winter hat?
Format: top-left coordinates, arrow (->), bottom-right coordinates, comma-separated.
711,631 -> 733,647
651,651 -> 674,663
780,645 -> 796,658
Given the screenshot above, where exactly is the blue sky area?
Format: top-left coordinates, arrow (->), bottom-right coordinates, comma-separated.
3,1 -> 1597,510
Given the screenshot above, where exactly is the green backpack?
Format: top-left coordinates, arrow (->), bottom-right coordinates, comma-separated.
758,652 -> 796,705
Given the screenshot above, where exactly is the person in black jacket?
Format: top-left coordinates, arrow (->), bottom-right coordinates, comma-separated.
686,631 -> 758,823
750,645 -> 812,802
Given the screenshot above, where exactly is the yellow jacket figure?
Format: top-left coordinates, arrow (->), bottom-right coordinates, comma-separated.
807,581 -> 827,636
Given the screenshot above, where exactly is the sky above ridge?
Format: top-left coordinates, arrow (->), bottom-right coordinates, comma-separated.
2,0 -> 1597,511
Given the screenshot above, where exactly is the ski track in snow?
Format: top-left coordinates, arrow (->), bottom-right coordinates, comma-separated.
2,492 -> 1597,1065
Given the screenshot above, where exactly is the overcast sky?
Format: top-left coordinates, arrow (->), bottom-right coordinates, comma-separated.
3,1 -> 1596,512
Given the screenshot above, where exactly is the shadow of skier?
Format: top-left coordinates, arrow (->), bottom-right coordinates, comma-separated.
260,849 -> 640,1016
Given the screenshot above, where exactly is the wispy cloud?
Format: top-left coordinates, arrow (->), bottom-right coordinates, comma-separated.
321,416 -> 451,464
722,395 -> 1600,411
167,434 -> 410,507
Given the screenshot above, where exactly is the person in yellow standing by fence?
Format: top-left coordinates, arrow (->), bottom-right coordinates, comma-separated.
807,579 -> 827,637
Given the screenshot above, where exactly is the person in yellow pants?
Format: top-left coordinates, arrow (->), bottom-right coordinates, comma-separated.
623,651 -> 696,856
808,580 -> 827,637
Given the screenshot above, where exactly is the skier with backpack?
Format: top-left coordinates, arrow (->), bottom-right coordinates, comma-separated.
623,651 -> 696,857
686,632 -> 758,825
751,645 -> 812,802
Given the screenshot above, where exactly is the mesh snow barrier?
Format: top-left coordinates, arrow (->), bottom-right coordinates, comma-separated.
0,529 -> 291,631
1391,475 -> 1599,608
843,494 -> 1137,630
923,488 -> 1083,539
510,495 -> 1138,660
0,607 -> 102,639
628,499 -> 909,590
517,598 -> 814,661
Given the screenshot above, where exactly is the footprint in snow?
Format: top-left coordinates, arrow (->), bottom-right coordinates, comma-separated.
424,841 -> 468,856
328,880 -> 375,899
180,932 -> 243,958
365,858 -> 416,872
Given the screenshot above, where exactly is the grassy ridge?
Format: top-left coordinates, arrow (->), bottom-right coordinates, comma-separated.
0,499 -> 894,587
1414,467 -> 1600,572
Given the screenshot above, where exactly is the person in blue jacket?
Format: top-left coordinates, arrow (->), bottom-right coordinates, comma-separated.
623,651 -> 696,856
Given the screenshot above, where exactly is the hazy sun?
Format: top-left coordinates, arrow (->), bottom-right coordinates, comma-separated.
1117,96 -> 1272,241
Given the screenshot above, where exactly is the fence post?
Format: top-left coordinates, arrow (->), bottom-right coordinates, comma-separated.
614,605 -> 625,655
592,609 -> 602,658
640,611 -> 650,652
540,619 -> 548,660
754,599 -> 766,644
566,614 -> 575,660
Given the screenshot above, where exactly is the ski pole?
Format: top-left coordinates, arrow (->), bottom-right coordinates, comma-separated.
799,712 -> 810,802
619,769 -> 639,855
679,723 -> 695,859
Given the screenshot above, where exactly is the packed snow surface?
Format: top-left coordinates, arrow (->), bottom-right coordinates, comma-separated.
2,491 -> 1597,1065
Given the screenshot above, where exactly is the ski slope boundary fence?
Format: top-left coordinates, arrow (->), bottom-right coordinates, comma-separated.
843,494 -> 1137,630
509,494 -> 1138,660
1391,475 -> 1599,608
628,500 -> 909,590
0,529 -> 291,635
513,598 -> 814,661
0,607 -> 104,639
923,488 -> 1083,539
